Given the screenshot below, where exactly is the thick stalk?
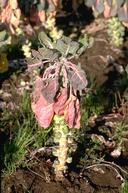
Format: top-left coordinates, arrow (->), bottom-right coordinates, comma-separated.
53,115 -> 69,179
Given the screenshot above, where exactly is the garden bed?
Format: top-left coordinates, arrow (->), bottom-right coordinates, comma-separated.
1,27 -> 128,193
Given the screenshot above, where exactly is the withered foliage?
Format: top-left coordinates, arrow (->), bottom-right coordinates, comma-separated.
29,32 -> 88,129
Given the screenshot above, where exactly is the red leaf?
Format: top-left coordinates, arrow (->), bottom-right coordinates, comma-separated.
32,95 -> 54,128
64,95 -> 81,129
54,88 -> 68,115
31,77 -> 54,128
64,96 -> 75,128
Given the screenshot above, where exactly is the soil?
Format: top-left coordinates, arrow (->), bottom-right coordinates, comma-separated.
1,160 -> 123,193
1,26 -> 128,193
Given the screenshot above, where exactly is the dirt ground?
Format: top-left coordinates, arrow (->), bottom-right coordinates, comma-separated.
1,26 -> 128,193
1,160 -> 124,193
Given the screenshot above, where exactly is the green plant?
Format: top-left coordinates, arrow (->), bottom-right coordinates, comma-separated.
84,0 -> 128,26
120,179 -> 128,193
29,31 -> 88,179
107,17 -> 125,46
108,120 -> 128,158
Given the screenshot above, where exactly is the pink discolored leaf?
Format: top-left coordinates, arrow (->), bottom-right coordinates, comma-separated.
64,95 -> 80,129
64,95 -> 76,128
94,0 -> 104,14
31,77 -> 54,128
32,95 -> 54,128
54,88 -> 68,115
103,1 -> 111,18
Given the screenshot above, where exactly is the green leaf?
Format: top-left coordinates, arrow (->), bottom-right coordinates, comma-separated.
0,30 -> 7,42
56,36 -> 79,56
55,39 -> 69,56
32,47 -> 60,61
68,41 -> 79,55
38,31 -> 53,49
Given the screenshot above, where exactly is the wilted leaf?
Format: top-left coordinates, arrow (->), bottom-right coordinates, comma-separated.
42,78 -> 59,103
85,0 -> 95,7
95,0 -> 104,13
104,1 -> 111,18
116,0 -> 125,7
54,88 -> 68,115
118,3 -> 128,21
0,0 -> 8,8
107,0 -> 113,6
31,77 -> 54,128
31,95 -> 54,128
64,95 -> 80,129
67,65 -> 88,91
109,1 -> 118,17
64,95 -> 76,128
38,31 -> 53,49
48,0 -> 56,11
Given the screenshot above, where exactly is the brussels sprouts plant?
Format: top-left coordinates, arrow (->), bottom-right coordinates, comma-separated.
29,31 -> 88,180
85,0 -> 128,26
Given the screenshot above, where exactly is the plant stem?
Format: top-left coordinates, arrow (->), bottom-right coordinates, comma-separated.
53,115 -> 69,179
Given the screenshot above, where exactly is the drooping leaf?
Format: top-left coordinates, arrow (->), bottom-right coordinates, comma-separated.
67,64 -> 88,91
48,0 -> 56,11
38,31 -> 53,49
118,3 -> 128,21
31,95 -> 54,128
31,77 -> 54,128
107,0 -> 113,6
64,95 -> 80,129
0,0 -> 8,8
41,78 -> 59,103
64,95 -> 76,128
116,0 -> 125,7
85,0 -> 96,7
54,88 -> 68,115
95,0 -> 104,13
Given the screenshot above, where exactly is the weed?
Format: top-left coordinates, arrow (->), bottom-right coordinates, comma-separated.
121,179 -> 128,193
81,88 -> 104,125
2,92 -> 52,176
